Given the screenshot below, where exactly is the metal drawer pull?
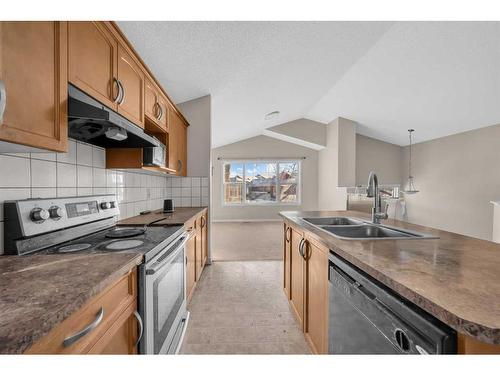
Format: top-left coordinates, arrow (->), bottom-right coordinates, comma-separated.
298,238 -> 305,257
112,78 -> 121,103
117,80 -> 125,105
0,80 -> 6,122
63,307 -> 104,347
133,311 -> 143,347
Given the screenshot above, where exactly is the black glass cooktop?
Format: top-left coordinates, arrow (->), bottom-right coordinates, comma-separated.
38,225 -> 184,262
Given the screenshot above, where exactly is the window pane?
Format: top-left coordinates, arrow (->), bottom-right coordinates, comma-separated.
245,162 -> 277,203
223,163 -> 244,203
279,162 -> 299,202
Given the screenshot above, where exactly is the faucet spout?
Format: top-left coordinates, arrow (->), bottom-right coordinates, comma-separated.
367,171 -> 388,224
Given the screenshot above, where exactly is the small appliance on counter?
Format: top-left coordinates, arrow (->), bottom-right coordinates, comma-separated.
2,195 -> 189,354
163,199 -> 175,213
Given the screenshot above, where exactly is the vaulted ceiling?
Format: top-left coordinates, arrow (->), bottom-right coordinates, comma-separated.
118,21 -> 500,147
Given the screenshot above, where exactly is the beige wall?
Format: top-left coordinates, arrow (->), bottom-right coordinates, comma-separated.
318,118 -> 354,210
211,135 -> 318,221
356,134 -> 403,186
178,95 -> 211,177
400,123 -> 500,240
266,118 -> 327,147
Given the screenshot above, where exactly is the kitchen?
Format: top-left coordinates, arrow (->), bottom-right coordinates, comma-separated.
1,2 -> 500,373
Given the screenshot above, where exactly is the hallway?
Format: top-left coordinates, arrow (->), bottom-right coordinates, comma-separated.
180,261 -> 311,354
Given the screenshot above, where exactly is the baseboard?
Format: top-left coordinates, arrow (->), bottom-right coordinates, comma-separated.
211,219 -> 282,223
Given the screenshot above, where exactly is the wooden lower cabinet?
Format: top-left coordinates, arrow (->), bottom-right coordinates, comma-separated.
283,221 -> 329,354
186,228 -> 196,301
0,21 -> 68,152
185,209 -> 209,302
26,268 -> 139,354
303,236 -> 329,354
289,226 -> 305,329
283,223 -> 292,299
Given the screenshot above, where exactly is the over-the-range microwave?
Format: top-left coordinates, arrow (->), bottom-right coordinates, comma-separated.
143,145 -> 166,168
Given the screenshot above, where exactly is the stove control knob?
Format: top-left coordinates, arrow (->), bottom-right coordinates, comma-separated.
30,208 -> 49,223
100,202 -> 111,210
49,206 -> 63,220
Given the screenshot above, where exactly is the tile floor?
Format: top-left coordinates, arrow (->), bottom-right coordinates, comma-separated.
180,261 -> 311,354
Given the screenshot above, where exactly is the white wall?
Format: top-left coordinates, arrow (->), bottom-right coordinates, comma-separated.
318,118 -> 357,210
266,118 -> 327,147
400,123 -> 500,240
211,135 -> 318,221
177,95 -> 211,177
356,134 -> 403,186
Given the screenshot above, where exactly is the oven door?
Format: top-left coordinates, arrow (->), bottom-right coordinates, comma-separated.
142,233 -> 189,354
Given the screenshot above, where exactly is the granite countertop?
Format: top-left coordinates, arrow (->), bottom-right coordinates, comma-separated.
117,207 -> 207,227
0,252 -> 142,354
281,210 -> 500,345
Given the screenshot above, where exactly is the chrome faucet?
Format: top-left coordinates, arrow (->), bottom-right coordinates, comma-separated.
367,172 -> 388,224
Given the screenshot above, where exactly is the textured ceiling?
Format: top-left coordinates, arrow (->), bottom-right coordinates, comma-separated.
118,21 -> 500,147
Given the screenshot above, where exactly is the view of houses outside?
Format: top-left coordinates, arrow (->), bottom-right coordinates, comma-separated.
223,161 -> 300,204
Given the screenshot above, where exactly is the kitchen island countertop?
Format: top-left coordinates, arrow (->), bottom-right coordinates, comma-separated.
281,210 -> 500,345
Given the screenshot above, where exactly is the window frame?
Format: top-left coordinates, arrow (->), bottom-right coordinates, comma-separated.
221,159 -> 302,207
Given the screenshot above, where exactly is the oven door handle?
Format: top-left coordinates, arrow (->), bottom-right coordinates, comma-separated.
146,234 -> 190,275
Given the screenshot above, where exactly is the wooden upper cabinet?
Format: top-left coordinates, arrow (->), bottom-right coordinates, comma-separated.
144,78 -> 168,132
116,44 -> 144,128
68,21 -> 118,109
0,21 -> 68,152
168,106 -> 187,176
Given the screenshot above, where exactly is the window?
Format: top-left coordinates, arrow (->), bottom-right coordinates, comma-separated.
223,160 -> 301,205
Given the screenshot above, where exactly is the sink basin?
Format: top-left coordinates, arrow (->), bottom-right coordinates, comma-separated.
318,223 -> 435,240
303,217 -> 363,226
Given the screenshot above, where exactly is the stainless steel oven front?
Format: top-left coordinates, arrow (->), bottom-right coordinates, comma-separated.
139,231 -> 191,354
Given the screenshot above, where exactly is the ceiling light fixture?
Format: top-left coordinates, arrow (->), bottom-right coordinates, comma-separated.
264,111 -> 280,120
404,129 -> 419,195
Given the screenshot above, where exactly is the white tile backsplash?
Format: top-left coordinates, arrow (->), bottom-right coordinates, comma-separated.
76,142 -> 93,166
57,163 -> 77,187
0,155 -> 30,187
31,159 -> 57,188
0,140 -> 210,254
77,165 -> 93,187
56,139 -> 77,164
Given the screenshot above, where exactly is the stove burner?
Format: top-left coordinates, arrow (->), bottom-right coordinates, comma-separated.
58,243 -> 92,253
105,239 -> 145,250
105,228 -> 145,239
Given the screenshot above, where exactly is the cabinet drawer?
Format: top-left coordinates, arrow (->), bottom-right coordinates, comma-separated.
26,269 -> 137,354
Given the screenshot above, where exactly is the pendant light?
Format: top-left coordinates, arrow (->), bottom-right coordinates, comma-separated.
404,129 -> 419,194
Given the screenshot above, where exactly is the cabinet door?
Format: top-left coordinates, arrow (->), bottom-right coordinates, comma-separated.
168,106 -> 180,173
178,119 -> 187,176
304,238 -> 329,354
117,44 -> 144,128
290,227 -> 305,328
283,223 -> 292,299
144,78 -> 159,124
68,21 -> 118,109
195,216 -> 203,280
201,212 -> 208,265
88,302 -> 139,354
0,21 -> 68,152
186,232 -> 196,300
157,93 -> 169,132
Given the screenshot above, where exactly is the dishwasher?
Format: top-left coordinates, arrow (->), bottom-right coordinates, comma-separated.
328,253 -> 457,354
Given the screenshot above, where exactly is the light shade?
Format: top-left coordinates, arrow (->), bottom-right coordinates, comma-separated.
404,176 -> 419,194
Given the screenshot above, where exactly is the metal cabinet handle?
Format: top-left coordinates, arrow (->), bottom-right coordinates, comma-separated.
63,307 -> 104,347
301,239 -> 308,259
0,80 -> 6,122
112,78 -> 121,103
117,80 -> 125,105
285,227 -> 291,243
177,160 -> 183,173
157,104 -> 164,121
133,311 -> 143,347
298,238 -> 304,257
153,102 -> 160,120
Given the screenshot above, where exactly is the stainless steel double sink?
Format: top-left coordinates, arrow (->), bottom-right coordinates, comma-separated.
302,217 -> 437,240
